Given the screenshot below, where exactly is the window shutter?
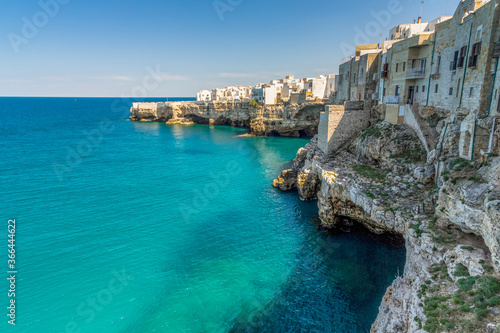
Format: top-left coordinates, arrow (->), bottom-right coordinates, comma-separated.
475,42 -> 482,55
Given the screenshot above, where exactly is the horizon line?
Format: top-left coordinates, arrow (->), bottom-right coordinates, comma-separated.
0,96 -> 197,98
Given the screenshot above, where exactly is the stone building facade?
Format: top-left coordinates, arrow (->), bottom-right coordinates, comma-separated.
318,102 -> 371,156
326,0 -> 499,160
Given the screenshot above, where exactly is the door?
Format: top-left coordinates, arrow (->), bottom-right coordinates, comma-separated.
408,86 -> 415,105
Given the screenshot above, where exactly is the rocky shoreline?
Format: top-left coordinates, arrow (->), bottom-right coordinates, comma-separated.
129,100 -> 325,137
273,122 -> 500,332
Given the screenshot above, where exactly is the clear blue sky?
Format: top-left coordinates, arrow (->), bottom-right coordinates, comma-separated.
0,0 -> 456,97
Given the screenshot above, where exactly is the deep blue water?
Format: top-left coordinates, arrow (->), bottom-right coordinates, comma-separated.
0,97 -> 405,333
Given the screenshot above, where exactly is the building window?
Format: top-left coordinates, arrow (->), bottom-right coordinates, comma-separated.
458,46 -> 467,68
435,84 -> 439,93
470,87 -> 474,97
422,85 -> 425,92
476,25 -> 483,41
450,51 -> 458,71
449,87 -> 453,96
469,42 -> 482,67
396,63 -> 399,72
353,73 -> 356,83
403,62 -> 406,71
383,87 -> 386,96
416,86 -> 419,93
382,63 -> 389,78
395,85 -> 400,96
420,58 -> 427,73
456,79 -> 461,97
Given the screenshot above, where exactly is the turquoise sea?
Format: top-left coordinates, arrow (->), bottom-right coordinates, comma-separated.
0,97 -> 405,333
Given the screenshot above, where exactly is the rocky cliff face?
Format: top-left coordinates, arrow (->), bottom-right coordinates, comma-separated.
273,121 -> 500,332
130,101 -> 324,137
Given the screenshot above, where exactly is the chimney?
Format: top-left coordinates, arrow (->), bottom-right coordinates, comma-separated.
417,17 -> 422,24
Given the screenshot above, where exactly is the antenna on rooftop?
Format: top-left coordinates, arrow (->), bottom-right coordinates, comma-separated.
420,1 -> 424,18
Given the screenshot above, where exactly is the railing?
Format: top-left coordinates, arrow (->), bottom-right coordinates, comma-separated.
381,63 -> 389,79
406,68 -> 426,78
385,95 -> 400,104
340,56 -> 354,64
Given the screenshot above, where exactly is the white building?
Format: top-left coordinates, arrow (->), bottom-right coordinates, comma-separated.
310,76 -> 327,99
197,73 -> 337,104
211,88 -> 225,101
263,85 -> 277,105
323,74 -> 337,99
283,78 -> 306,99
388,16 -> 452,41
196,90 -> 211,101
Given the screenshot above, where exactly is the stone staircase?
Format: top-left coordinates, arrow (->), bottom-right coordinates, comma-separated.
404,104 -> 437,153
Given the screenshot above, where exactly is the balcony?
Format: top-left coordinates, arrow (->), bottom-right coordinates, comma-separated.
431,66 -> 441,79
406,68 -> 426,79
385,95 -> 400,104
381,63 -> 389,79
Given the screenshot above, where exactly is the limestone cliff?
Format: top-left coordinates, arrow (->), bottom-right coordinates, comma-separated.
130,101 -> 324,137
273,121 -> 500,332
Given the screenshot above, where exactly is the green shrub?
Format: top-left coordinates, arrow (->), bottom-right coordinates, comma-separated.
454,263 -> 470,277
390,148 -> 426,163
449,158 -> 471,171
249,99 -> 260,108
483,265 -> 494,273
476,308 -> 488,319
487,296 -> 500,307
410,223 -> 423,237
445,322 -> 455,330
477,276 -> 500,298
352,164 -> 386,181
433,235 -> 456,244
459,304 -> 471,312
361,127 -> 382,140
457,277 -> 477,292
364,191 -> 375,199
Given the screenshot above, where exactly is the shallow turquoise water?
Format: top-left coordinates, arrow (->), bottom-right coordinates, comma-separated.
0,97 -> 405,333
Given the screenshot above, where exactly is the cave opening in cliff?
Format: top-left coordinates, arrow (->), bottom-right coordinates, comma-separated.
313,216 -> 406,248
298,130 -> 309,138
268,130 -> 280,137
